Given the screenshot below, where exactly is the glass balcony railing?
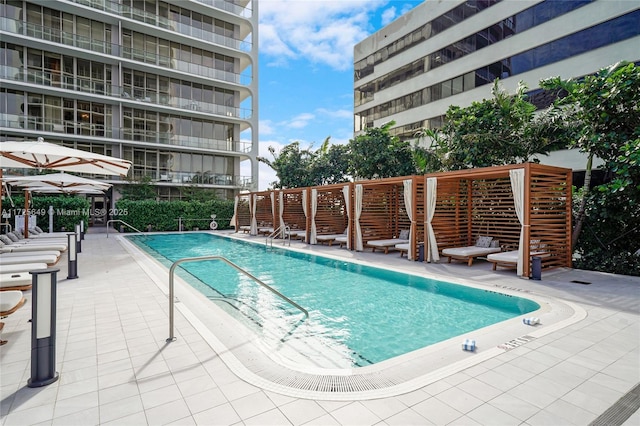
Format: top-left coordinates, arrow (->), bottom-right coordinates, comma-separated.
152,171 -> 252,187
0,65 -> 253,120
0,114 -> 252,153
0,17 -> 252,85
71,0 -> 251,49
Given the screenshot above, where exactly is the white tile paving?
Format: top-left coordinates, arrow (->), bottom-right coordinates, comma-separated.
0,230 -> 638,425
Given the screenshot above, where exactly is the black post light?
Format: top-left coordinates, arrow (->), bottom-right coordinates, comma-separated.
67,232 -> 78,279
75,223 -> 81,254
27,268 -> 60,388
80,219 -> 85,240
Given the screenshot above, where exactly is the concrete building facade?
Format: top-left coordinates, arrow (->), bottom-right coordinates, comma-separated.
353,0 -> 639,170
1,0 -> 258,206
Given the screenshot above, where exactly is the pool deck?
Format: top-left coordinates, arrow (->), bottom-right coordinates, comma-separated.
1,229 -> 638,425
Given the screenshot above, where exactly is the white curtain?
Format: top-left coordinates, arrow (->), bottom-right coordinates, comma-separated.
426,177 -> 440,262
270,191 -> 275,227
229,195 -> 239,231
355,184 -> 363,251
510,168 -> 525,276
250,194 -> 258,235
302,189 -> 308,242
403,179 -> 414,260
310,188 -> 318,244
342,185 -> 351,249
278,191 -> 285,238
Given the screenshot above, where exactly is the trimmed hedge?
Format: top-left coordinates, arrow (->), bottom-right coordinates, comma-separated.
114,199 -> 235,232
6,196 -> 89,232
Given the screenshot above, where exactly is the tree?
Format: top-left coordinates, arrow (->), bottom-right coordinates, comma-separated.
312,138 -> 351,185
120,175 -> 156,200
348,121 -> 415,179
541,61 -> 640,249
258,142 -> 317,189
438,80 -> 554,170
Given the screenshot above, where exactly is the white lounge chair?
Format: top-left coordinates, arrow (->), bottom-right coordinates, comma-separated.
367,238 -> 409,254
0,290 -> 27,346
441,236 -> 501,266
0,263 -> 48,274
486,250 -> 549,270
0,253 -> 59,266
0,272 -> 32,291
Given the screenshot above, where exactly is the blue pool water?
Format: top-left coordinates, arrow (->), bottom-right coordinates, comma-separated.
129,233 -> 539,367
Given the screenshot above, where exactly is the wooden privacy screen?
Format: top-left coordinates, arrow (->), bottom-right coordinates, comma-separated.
240,163 -> 571,277
236,195 -> 251,229
313,185 -> 348,235
426,163 -> 572,276
254,191 -> 273,227
357,176 -> 424,259
280,189 -> 306,231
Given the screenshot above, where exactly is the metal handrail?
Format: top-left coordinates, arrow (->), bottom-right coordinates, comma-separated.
167,255 -> 308,342
106,219 -> 146,238
266,225 -> 290,247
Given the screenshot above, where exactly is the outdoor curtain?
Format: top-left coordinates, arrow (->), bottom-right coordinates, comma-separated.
426,177 -> 440,262
229,195 -> 239,231
278,191 -> 285,238
355,184 -> 363,251
310,188 -> 318,244
403,179 -> 415,260
250,193 -> 258,235
510,168 -> 525,276
270,192 -> 275,228
342,184 -> 351,250
302,189 -> 308,241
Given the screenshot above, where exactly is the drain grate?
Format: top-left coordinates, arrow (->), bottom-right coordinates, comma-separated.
589,382 -> 640,426
571,280 -> 592,285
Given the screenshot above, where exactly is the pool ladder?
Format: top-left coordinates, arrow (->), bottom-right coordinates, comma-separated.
266,224 -> 291,247
166,255 -> 308,342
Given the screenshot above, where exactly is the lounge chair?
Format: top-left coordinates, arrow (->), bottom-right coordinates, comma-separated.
366,230 -> 410,254
441,236 -> 501,266
1,263 -> 48,274
334,234 -> 348,247
0,272 -> 32,291
486,250 -> 550,270
0,252 -> 60,266
1,240 -> 67,253
0,290 -> 27,346
317,229 -> 347,246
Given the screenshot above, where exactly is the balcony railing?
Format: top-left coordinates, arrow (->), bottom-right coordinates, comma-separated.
71,0 -> 251,49
0,18 -> 252,85
0,115 -> 252,153
0,66 -> 252,120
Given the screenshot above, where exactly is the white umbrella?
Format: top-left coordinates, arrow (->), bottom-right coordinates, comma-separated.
17,185 -> 108,195
0,138 -> 131,176
1,138 -> 130,236
5,172 -> 112,191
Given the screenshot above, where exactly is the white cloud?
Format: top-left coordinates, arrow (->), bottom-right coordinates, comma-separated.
380,6 -> 397,26
287,113 -> 315,129
259,0 -> 387,71
317,108 -> 353,120
241,139 -> 286,191
259,119 -> 276,135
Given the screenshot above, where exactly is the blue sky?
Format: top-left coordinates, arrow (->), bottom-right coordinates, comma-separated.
246,0 -> 423,190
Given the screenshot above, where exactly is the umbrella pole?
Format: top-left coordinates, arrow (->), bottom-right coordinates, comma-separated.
24,190 -> 30,238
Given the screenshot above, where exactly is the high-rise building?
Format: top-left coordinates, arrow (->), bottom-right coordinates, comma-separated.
1,0 -> 258,206
354,0 -> 639,168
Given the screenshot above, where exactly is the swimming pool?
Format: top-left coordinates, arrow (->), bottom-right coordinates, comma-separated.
128,232 -> 539,368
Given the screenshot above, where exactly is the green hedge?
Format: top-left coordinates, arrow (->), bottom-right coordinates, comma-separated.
114,199 -> 235,232
5,196 -> 89,232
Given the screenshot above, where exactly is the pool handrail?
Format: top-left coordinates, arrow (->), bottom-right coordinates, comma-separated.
266,224 -> 290,247
167,255 -> 309,342
106,219 -> 146,238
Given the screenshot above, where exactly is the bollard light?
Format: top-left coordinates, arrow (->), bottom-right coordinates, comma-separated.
28,268 -> 60,387
80,219 -> 85,240
75,223 -> 82,254
67,232 -> 78,279
531,256 -> 542,281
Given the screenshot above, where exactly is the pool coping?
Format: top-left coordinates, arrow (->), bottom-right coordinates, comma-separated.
118,232 -> 587,401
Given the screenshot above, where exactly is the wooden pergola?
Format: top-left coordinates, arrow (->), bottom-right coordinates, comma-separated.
423,163 -> 572,277
235,163 -> 572,277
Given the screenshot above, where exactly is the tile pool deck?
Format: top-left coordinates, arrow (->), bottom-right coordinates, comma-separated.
0,229 -> 638,425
